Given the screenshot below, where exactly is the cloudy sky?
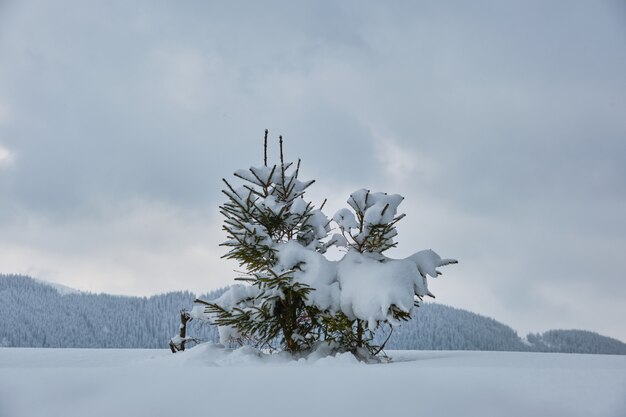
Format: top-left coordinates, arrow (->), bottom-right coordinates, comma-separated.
1,0 -> 625,341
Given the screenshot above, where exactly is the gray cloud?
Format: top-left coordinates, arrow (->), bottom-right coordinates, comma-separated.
1,0 -> 625,341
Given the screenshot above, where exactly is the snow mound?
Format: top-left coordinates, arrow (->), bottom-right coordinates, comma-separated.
157,342 -> 363,367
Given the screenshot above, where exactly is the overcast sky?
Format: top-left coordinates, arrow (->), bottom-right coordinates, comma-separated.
1,0 -> 625,341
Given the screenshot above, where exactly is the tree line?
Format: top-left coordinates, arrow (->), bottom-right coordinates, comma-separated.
1,274 -> 624,355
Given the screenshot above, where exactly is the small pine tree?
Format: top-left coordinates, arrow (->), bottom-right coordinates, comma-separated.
323,189 -> 412,354
170,130 -> 457,360
200,131 -> 332,353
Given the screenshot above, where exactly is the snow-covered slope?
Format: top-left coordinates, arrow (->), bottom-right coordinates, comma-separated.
0,346 -> 624,417
31,277 -> 82,295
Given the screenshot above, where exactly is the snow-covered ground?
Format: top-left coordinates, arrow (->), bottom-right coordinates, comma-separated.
0,345 -> 624,417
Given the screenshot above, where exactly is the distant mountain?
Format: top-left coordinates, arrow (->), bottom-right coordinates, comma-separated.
525,330 -> 626,355
1,274 -> 625,354
0,274 -> 220,349
379,303 -> 529,352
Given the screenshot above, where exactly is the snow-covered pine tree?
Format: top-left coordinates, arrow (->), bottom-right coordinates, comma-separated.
327,190 -> 458,355
195,131 -> 332,353
171,131 -> 457,360
323,190 -> 408,353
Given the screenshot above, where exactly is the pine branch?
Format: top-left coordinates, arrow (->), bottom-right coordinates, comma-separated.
222,178 -> 241,199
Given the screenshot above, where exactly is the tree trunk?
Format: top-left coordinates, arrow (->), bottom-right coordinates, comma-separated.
356,320 -> 364,348
169,310 -> 191,353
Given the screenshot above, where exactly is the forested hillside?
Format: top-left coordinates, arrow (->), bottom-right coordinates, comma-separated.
0,274 -> 220,348
2,274 -> 624,354
380,303 -> 528,351
526,330 -> 626,355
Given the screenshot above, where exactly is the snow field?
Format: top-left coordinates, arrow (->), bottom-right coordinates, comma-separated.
0,345 -> 624,417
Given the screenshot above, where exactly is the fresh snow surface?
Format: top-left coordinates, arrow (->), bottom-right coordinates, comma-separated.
1,345 -> 624,417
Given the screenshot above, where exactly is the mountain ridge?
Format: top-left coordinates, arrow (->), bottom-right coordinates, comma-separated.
1,273 -> 624,354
